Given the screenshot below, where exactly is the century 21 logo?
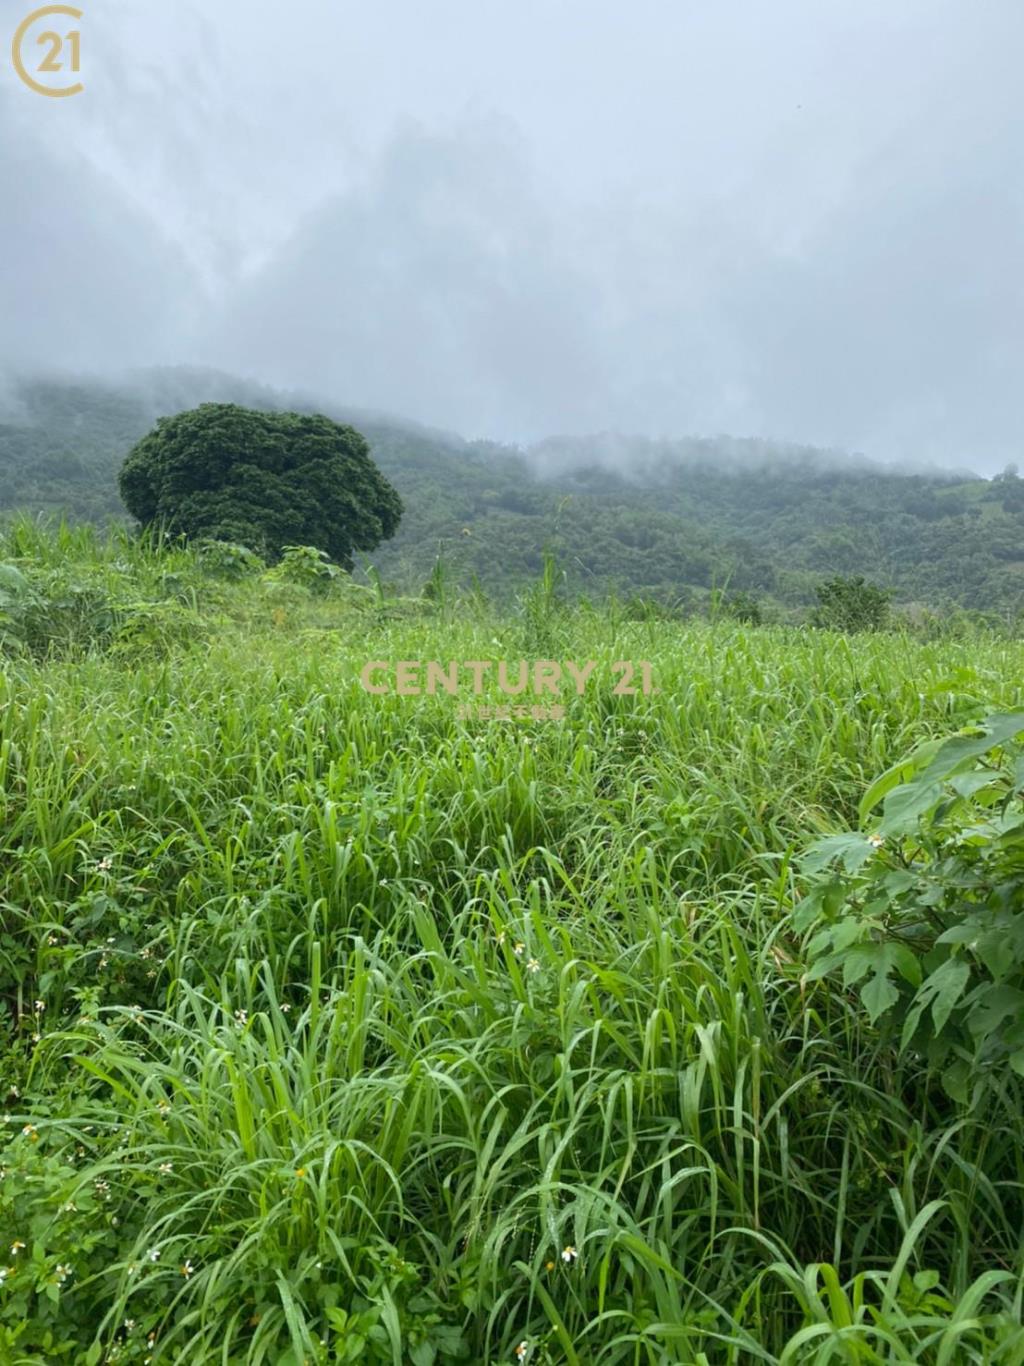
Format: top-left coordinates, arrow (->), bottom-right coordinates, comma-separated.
12,5 -> 83,98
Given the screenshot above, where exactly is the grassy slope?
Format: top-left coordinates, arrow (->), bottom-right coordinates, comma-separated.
2,524 -> 1024,1361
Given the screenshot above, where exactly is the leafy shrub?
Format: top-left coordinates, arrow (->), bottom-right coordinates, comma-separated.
109,600 -> 207,659
0,569 -> 115,657
196,540 -> 265,580
0,564 -> 39,653
31,584 -> 117,654
795,711 -> 1024,1099
262,545 -> 346,596
0,559 -> 205,661
722,590 -> 763,625
811,575 -> 892,632
0,1130 -> 129,1363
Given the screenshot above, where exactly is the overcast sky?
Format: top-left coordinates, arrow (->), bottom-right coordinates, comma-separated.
2,0 -> 1023,469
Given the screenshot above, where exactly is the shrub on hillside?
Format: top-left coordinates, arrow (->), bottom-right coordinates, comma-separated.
196,539 -> 265,580
812,574 -> 892,632
261,545 -> 346,596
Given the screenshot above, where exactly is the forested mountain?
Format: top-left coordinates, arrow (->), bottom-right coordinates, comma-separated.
1,367 -> 1022,615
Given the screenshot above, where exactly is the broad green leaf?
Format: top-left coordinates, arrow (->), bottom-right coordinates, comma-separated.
862,971 -> 900,1022
801,833 -> 876,876
917,713 -> 1024,786
880,779 -> 944,835
941,1059 -> 970,1102
965,984 -> 1024,1037
887,942 -> 923,987
901,996 -> 929,1050
949,770 -> 1004,800
920,958 -> 971,1034
842,946 -> 878,987
859,736 -> 946,821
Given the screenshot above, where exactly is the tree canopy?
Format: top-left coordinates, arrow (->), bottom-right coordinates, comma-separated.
117,402 -> 402,567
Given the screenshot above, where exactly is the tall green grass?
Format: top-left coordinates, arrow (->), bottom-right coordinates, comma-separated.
2,525 -> 1024,1363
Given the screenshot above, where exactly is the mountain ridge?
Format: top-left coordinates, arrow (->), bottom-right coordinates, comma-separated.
1,366 -> 1020,617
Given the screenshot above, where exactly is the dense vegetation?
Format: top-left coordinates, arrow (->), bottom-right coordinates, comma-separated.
2,369 -> 1022,621
2,521 -> 1024,1362
118,404 -> 402,568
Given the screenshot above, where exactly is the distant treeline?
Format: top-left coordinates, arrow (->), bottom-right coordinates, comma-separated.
1,367 -> 1023,618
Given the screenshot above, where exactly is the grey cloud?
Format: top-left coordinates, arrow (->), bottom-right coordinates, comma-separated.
3,0 -> 1023,471
0,91 -> 200,373
199,116 -> 612,438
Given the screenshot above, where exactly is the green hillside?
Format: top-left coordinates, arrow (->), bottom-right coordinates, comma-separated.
2,368 -> 1023,617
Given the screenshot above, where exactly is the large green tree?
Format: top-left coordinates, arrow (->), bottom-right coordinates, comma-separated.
118,403 -> 403,567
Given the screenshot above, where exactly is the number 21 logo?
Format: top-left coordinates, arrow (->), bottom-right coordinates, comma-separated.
12,5 -> 84,98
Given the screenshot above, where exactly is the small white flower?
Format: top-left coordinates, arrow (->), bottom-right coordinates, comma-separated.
9,1241 -> 25,1256
561,1244 -> 578,1263
868,834 -> 885,849
234,1009 -> 248,1026
180,1258 -> 194,1278
34,1000 -> 45,1013
513,943 -> 526,958
148,1248 -> 161,1262
527,958 -> 541,974
158,1162 -> 173,1175
515,1342 -> 530,1362
97,858 -> 113,872
0,1267 -> 13,1283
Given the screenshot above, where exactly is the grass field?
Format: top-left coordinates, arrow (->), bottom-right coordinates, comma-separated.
2,523 -> 1024,1363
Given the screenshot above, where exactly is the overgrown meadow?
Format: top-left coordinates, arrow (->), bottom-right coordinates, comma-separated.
2,520 -> 1024,1364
